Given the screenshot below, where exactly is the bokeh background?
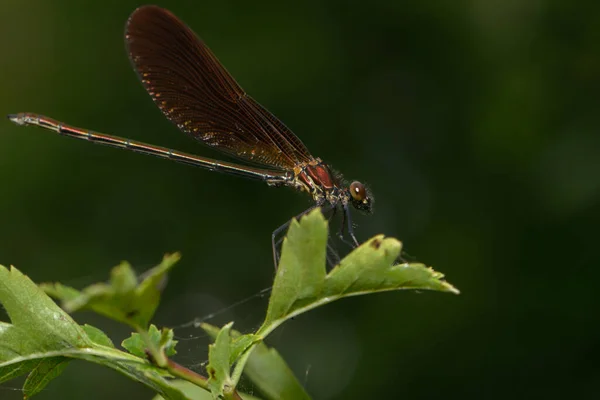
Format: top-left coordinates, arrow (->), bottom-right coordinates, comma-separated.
1,0 -> 599,399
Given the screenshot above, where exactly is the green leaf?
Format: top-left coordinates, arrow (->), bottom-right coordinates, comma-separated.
23,357 -> 70,398
202,323 -> 310,400
264,209 -> 327,325
0,265 -> 90,396
0,266 -> 91,355
205,208 -> 457,395
259,209 -> 458,336
206,323 -> 236,398
122,325 -> 178,359
42,253 -> 180,328
158,328 -> 178,357
242,341 -> 310,400
0,262 -> 193,400
82,324 -> 115,348
0,359 -> 50,386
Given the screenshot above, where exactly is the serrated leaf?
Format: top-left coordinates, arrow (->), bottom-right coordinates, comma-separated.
0,262 -> 193,400
206,209 -> 457,396
258,209 -> 458,336
111,262 -> 139,293
200,325 -> 260,369
122,325 -> 178,359
82,324 -> 114,348
0,265 -> 85,397
158,328 -> 178,357
42,253 -> 180,328
0,266 -> 90,356
23,357 -> 70,398
264,210 -> 328,324
202,323 -> 309,400
122,328 -> 154,359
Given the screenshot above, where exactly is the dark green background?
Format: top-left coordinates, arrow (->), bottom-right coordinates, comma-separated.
1,0 -> 599,399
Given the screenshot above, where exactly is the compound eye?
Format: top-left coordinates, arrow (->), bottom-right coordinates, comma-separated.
350,181 -> 366,201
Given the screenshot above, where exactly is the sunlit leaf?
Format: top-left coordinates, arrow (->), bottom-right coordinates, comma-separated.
259,209 -> 458,336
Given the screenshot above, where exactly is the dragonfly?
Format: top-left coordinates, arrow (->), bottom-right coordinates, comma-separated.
8,5 -> 373,267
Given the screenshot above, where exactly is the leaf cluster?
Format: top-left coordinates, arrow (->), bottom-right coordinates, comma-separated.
0,209 -> 457,399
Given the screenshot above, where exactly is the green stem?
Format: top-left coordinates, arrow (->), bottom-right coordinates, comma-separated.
231,343 -> 257,386
132,325 -> 243,397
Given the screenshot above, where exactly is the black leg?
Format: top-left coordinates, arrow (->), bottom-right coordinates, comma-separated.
343,202 -> 360,247
337,202 -> 360,248
272,220 -> 292,269
396,250 -> 410,264
324,206 -> 341,267
326,242 -> 341,266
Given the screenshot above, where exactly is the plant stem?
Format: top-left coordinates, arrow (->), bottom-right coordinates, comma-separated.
165,358 -> 208,389
231,343 -> 257,386
166,359 -> 244,399
135,325 -> 168,367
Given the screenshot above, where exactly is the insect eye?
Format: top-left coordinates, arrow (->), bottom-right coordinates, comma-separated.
350,181 -> 366,201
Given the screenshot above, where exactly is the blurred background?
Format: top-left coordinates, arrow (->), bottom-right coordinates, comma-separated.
1,0 -> 599,399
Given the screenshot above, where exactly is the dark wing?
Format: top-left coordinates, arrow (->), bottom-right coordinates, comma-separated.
125,5 -> 313,170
